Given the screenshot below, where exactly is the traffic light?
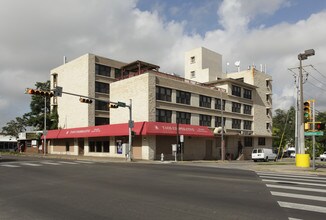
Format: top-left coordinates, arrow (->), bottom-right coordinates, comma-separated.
108,103 -> 119,108
315,122 -> 325,131
303,101 -> 311,120
79,97 -> 93,104
25,88 -> 54,97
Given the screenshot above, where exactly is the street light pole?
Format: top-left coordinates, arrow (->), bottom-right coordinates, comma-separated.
220,90 -> 225,161
297,49 -> 315,154
127,99 -> 133,162
296,49 -> 315,167
44,96 -> 47,155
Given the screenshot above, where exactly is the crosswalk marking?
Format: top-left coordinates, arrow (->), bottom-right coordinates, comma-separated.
262,178 -> 326,187
256,172 -> 326,180
0,164 -> 20,168
20,163 -> 42,167
266,184 -> 326,193
257,171 -> 326,219
58,161 -> 78,164
41,162 -> 62,165
260,175 -> 326,183
271,191 -> 326,202
278,201 -> 326,214
75,161 -> 94,164
0,160 -> 96,168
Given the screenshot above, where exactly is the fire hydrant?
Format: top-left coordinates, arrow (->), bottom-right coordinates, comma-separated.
161,153 -> 164,162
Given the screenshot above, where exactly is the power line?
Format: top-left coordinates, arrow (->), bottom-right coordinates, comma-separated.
311,65 -> 326,79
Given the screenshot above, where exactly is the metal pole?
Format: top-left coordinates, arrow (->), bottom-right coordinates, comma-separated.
44,96 -> 47,156
295,76 -> 298,155
312,100 -> 316,170
128,99 -> 132,162
221,90 -> 225,161
298,58 -> 305,155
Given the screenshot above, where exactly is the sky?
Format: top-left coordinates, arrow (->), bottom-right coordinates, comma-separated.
0,0 -> 326,129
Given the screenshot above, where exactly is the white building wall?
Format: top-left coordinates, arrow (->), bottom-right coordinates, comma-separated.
51,54 -> 93,128
185,47 -> 223,83
110,73 -> 151,124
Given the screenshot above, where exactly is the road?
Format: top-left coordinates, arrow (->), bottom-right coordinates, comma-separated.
1,156 -> 288,220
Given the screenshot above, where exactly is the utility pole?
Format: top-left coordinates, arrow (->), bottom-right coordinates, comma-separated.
296,49 -> 315,167
44,96 -> 47,155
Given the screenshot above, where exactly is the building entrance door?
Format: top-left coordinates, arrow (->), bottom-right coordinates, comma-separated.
205,140 -> 213,159
78,139 -> 84,155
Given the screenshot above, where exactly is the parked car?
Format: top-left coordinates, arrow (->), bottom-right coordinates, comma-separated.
320,152 -> 326,161
252,148 -> 277,162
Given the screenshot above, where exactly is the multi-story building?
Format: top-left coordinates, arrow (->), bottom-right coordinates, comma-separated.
46,47 -> 272,160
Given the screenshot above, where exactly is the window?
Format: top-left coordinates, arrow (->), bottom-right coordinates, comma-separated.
232,85 -> 241,97
156,86 -> 172,102
65,141 -> 70,151
266,109 -> 271,117
95,64 -> 111,77
266,94 -> 271,102
232,119 -> 241,129
215,116 -> 225,127
95,100 -> 109,111
95,117 -> 109,126
200,114 -> 211,126
243,120 -> 252,130
176,90 -> 191,105
258,137 -> 266,146
200,95 -> 211,108
177,111 -> 191,124
244,137 -> 253,147
95,82 -> 110,94
243,89 -> 252,99
115,68 -> 121,79
215,98 -> 225,110
232,102 -> 241,113
266,123 -> 271,130
89,140 -> 110,153
190,56 -> 195,64
243,105 -> 252,115
190,71 -> 196,78
156,109 -> 172,123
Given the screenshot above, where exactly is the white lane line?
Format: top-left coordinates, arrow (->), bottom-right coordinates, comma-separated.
0,164 -> 20,168
271,191 -> 326,202
278,201 -> 326,214
288,218 -> 302,220
20,163 -> 42,167
58,161 -> 78,165
262,179 -> 326,187
266,184 -> 326,193
41,162 -> 62,165
257,172 -> 326,180
260,175 -> 326,184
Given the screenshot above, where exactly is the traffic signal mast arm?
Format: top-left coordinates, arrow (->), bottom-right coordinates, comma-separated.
52,86 -> 130,108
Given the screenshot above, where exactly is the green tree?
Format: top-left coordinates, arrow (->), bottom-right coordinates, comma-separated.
272,107 -> 296,154
26,81 -> 58,130
1,116 -> 28,137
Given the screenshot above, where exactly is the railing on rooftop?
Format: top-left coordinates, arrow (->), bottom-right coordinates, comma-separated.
116,69 -> 226,92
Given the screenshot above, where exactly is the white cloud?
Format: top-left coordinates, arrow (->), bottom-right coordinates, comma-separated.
0,0 -> 326,128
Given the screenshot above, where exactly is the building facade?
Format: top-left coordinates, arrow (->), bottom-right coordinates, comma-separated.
47,47 -> 273,160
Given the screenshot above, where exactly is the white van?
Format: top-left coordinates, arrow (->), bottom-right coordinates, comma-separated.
252,148 -> 277,162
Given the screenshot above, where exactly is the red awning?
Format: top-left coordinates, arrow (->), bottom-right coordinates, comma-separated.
142,122 -> 214,137
43,122 -> 145,139
43,121 -> 213,139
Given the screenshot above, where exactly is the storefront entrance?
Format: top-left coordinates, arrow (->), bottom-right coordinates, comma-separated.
78,139 -> 84,155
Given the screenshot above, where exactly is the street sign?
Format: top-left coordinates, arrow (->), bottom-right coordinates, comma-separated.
304,131 -> 324,136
